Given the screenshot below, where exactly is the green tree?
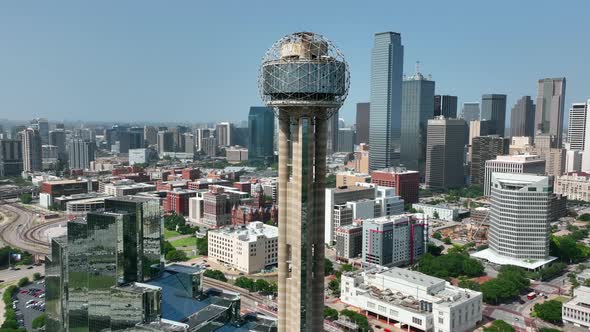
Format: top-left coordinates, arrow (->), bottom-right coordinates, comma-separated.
534,300 -> 563,324
433,211 -> 440,219
326,174 -> 336,188
325,258 -> 334,275
33,272 -> 42,280
432,232 -> 442,240
483,320 -> 515,332
340,263 -> 356,272
17,277 -> 29,287
255,279 -> 271,294
324,307 -> 339,321
578,213 -> 590,221
165,250 -> 188,262
427,243 -> 443,256
163,241 -> 175,256
18,193 -> 32,204
442,237 -> 452,245
328,279 -> 340,294
204,269 -> 227,282
458,279 -> 481,291
235,276 -> 256,291
196,235 -> 208,255
340,309 -> 370,331
32,313 -> 46,328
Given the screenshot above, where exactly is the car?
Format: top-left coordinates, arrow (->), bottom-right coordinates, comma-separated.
27,266 -> 34,270
39,293 -> 45,298
19,290 -> 27,294
518,299 -> 525,304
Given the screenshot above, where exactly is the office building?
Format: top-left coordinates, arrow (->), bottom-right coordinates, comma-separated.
555,172 -> 590,202
248,106 -> 275,161
49,129 -> 67,160
325,185 -> 376,244
371,168 -> 420,203
103,181 -> 156,197
42,144 -> 59,170
468,120 -> 492,162
461,102 -> 480,121
483,154 -> 546,195
412,203 -> 458,221
351,143 -> 370,174
183,132 -> 195,154
481,94 -> 507,136
434,95 -> 458,118
369,32 -> 404,171
226,146 -> 249,163
143,125 -> 158,146
157,131 -> 174,154
510,96 -> 535,138
201,136 -> 217,157
425,117 -> 467,190
340,267 -> 483,332
535,78 -> 566,147
30,118 -> 49,144
335,224 -> 363,261
400,69 -> 435,176
259,32 -> 349,331
565,150 -> 583,173
165,189 -> 197,216
568,100 -> 590,151
338,127 -> 355,152
327,111 -> 339,154
0,139 -> 23,177
355,102 -> 370,144
362,215 -> 425,267
336,171 -> 371,187
473,173 -> 556,269
216,122 -> 232,147
129,148 -> 156,166
196,128 -> 212,151
208,222 -> 278,274
563,286 -> 590,330
470,135 -> 510,185
68,138 -> 96,170
21,128 -> 42,173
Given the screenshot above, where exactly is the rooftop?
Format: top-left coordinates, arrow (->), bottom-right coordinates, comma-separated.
210,222 -> 278,241
490,154 -> 544,163
471,248 -> 557,270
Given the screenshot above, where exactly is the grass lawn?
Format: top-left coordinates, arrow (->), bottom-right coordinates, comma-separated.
171,236 -> 196,248
554,296 -> 570,303
164,229 -> 181,239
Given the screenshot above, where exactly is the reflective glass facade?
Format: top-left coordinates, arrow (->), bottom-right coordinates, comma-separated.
67,219 -> 89,331
248,106 -> 275,161
481,94 -> 507,137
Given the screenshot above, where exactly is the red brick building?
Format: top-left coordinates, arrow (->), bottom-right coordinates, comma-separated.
233,181 -> 251,194
371,169 -> 420,203
157,180 -> 189,191
181,168 -> 201,181
41,179 -> 98,197
231,205 -> 278,225
165,189 -> 197,216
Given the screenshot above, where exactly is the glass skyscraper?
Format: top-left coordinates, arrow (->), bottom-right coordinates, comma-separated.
535,77 -> 566,147
481,94 -> 507,137
400,72 -> 435,177
248,106 -> 275,162
369,32 -> 404,171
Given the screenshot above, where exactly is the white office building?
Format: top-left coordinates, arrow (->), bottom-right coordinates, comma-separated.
341,267 -> 482,332
207,222 -> 278,274
473,173 -> 556,269
563,286 -> 590,329
483,154 -> 546,195
411,204 -> 458,221
555,171 -> 590,202
103,180 -> 156,197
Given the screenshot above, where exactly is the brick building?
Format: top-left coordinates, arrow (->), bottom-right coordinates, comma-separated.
371,168 -> 420,203
165,189 -> 197,216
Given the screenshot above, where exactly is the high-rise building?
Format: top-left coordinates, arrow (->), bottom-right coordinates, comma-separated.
157,130 -> 174,154
21,128 -> 42,173
470,136 -> 510,185
481,94 -> 507,136
30,118 -> 49,144
183,132 -> 196,154
400,69 -> 435,176
201,136 -> 217,157
324,185 -> 376,244
216,122 -> 233,147
327,110 -> 339,154
483,154 -> 546,195
68,138 -> 96,170
0,139 -> 23,177
568,101 -> 590,151
196,128 -> 213,152
425,117 -> 467,190
473,173 -> 557,269
248,106 -> 275,161
143,125 -> 158,146
259,32 -> 349,331
337,128 -> 355,152
371,168 -> 420,204
461,102 -> 480,122
468,120 -> 492,162
535,78 -> 566,147
49,129 -> 67,161
369,32 -> 404,171
565,150 -> 583,173
335,224 -> 363,260
434,95 -> 458,118
355,102 -> 370,144
510,96 -> 535,138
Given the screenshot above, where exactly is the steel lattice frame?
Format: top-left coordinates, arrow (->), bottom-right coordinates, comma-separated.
258,32 -> 350,119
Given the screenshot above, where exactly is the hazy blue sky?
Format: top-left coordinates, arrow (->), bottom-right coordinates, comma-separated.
0,1 -> 588,125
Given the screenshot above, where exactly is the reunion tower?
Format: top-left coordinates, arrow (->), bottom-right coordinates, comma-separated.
259,32 -> 349,331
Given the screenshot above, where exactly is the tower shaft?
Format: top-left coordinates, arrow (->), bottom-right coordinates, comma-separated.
278,109 -> 326,332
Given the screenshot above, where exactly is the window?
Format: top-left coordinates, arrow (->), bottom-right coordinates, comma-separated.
438,317 -> 444,324
412,317 -> 422,325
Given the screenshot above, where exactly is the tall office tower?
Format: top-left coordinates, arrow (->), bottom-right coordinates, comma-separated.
434,95 -> 458,118
216,122 -> 232,147
129,127 -> 145,150
327,110 -> 339,154
568,100 -> 590,151
481,94 -> 507,136
170,126 -> 189,152
157,130 -> 174,154
196,128 -> 212,152
355,102 -> 370,144
337,128 -> 355,152
400,68 -> 435,177
30,117 -> 49,144
232,126 -> 249,147
248,106 -> 275,162
510,96 -> 535,138
425,117 -> 467,190
483,154 -> 546,195
470,135 -> 510,185
0,139 -> 23,177
535,78 -> 566,146
473,173 -> 556,269
468,120 -> 492,161
143,125 -> 158,146
49,129 -> 67,160
259,32 -> 349,331
461,102 -> 480,121
183,133 -> 196,154
68,138 -> 96,170
369,32 -> 404,171
21,128 -> 42,173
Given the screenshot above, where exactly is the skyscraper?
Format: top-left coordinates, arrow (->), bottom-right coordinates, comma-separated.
461,102 -> 480,122
434,95 -> 458,118
470,135 -> 510,186
369,32 -> 404,171
510,96 -> 535,138
535,78 -> 566,146
68,138 -> 96,170
337,128 -> 355,152
568,101 -> 590,172
425,117 -> 467,190
259,32 -> 349,331
248,106 -> 275,162
400,69 -> 435,177
355,102 -> 370,144
0,139 -> 23,177
327,110 -> 339,154
21,128 -> 42,173
49,129 -> 67,161
481,94 -> 507,136
30,118 -> 49,145
143,125 -> 158,146
157,130 -> 174,154
216,122 -> 233,147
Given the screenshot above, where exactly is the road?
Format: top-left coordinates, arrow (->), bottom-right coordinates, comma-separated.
203,277 -> 276,317
0,265 -> 45,327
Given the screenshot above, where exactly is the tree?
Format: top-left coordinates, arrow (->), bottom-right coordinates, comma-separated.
235,276 -> 256,291
417,253 -> 485,280
433,211 -> 440,219
33,272 -> 42,280
18,193 -> 32,204
483,320 -> 515,332
165,250 -> 188,262
163,241 -> 175,256
17,277 -> 29,287
324,307 -> 339,321
480,266 -> 530,304
255,279 -> 271,294
32,314 -> 46,328
164,213 -> 186,231
433,232 -> 442,240
578,213 -> 590,222
458,279 -> 481,291
442,237 -> 452,245
328,279 -> 340,294
204,269 -> 227,282
340,309 -> 370,331
326,174 -> 336,188
534,300 -> 563,324
340,264 -> 356,273
196,235 -> 208,255
427,243 -> 443,256
325,258 -> 334,275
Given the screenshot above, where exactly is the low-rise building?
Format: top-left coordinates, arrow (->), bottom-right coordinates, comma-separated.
555,171 -> 590,201
208,222 -> 278,274
563,286 -> 590,329
226,146 -> 249,163
412,204 -> 458,221
335,224 -> 363,261
336,171 -> 371,187
165,189 -> 197,216
103,181 -> 156,197
341,267 -> 482,332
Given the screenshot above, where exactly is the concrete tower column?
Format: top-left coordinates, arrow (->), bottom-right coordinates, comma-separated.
277,111 -> 290,332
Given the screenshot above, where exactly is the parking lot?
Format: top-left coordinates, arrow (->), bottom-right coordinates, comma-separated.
12,281 -> 46,331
